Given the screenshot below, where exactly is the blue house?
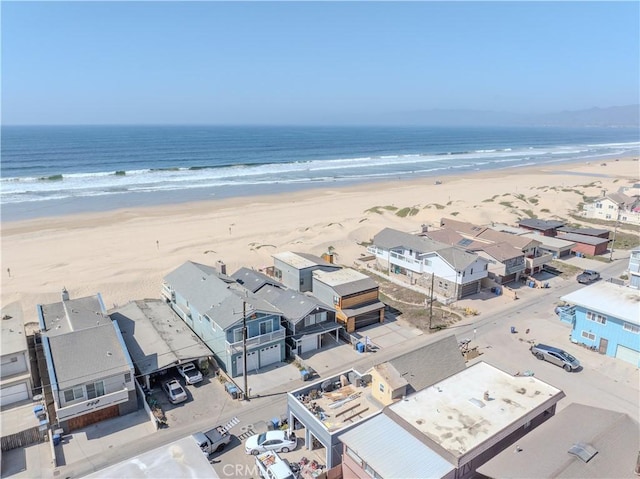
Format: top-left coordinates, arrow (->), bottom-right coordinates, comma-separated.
561,282 -> 640,367
162,261 -> 285,377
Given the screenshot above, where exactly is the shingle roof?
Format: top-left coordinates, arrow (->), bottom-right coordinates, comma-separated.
480,242 -> 524,262
254,286 -> 330,323
476,228 -> 540,250
556,226 -> 610,237
476,403 -> 640,479
387,335 -> 467,393
518,218 -> 565,230
440,217 -> 488,236
47,322 -> 131,390
231,267 -> 283,293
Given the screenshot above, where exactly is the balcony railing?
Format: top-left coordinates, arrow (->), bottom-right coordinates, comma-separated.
57,387 -> 130,422
227,328 -> 285,355
525,253 -> 553,269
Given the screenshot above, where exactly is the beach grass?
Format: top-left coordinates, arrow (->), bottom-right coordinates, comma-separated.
396,207 -> 420,217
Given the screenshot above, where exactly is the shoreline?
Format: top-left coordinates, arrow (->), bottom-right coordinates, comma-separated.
1,157 -> 638,321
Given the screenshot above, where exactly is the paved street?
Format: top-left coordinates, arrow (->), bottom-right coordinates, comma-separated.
2,252 -> 636,478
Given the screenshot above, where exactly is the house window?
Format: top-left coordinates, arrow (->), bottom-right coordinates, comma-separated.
424,259 -> 432,266
63,386 -> 84,403
379,383 -> 385,393
596,203 -> 602,209
300,278 -> 304,287
86,381 -> 106,399
124,372 -> 131,383
233,328 -> 243,342
623,323 -> 640,334
485,264 -> 488,270
304,313 -> 320,327
364,462 -> 382,479
345,447 -> 363,467
259,321 -> 273,335
333,296 -> 340,305
606,214 -> 611,219
586,311 -> 607,324
470,268 -> 474,274
581,331 -> 596,341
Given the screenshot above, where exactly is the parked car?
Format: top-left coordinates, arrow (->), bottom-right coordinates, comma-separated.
577,270 -> 600,284
177,362 -> 203,385
163,379 -> 188,404
530,343 -> 580,372
245,430 -> 297,455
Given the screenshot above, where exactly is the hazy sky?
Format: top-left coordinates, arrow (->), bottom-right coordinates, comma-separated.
2,1 -> 639,125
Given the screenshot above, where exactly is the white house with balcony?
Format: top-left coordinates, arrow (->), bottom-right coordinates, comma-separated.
582,191 -> 640,225
162,261 -> 286,378
37,290 -> 137,432
1,303 -> 33,407
368,228 -> 489,301
629,249 -> 640,289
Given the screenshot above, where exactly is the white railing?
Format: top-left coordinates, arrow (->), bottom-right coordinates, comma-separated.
56,387 -> 130,422
227,328 -> 285,355
526,253 -> 553,269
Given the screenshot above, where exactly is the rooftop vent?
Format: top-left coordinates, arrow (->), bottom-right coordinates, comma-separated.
62,287 -> 69,301
568,442 -> 598,463
469,398 -> 486,408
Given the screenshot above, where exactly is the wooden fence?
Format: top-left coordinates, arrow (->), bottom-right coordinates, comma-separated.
1,426 -> 47,451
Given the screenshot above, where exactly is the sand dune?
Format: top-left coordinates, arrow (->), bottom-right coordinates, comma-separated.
2,158 -> 637,323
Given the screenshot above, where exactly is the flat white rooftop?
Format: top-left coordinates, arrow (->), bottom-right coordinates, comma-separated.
522,232 -> 576,248
313,268 -> 368,286
273,251 -> 317,269
388,362 -> 564,458
562,281 -> 640,325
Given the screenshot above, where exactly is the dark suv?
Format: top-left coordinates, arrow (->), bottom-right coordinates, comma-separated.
530,343 -> 580,372
577,270 -> 600,284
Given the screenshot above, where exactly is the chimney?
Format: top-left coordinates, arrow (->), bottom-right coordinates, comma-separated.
421,224 -> 429,233
321,253 -> 334,264
216,260 -> 227,275
61,287 -> 69,302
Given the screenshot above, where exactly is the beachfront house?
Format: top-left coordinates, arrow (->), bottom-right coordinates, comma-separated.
268,251 -> 341,293
312,268 -> 386,333
555,227 -> 611,256
560,281 -> 640,366
36,290 -> 137,432
628,249 -> 640,289
232,267 -> 340,356
369,227 -> 489,301
475,242 -> 527,284
582,191 -> 640,226
517,219 -> 565,237
162,261 -> 286,377
1,305 -> 33,407
477,403 -> 640,479
338,362 -> 565,479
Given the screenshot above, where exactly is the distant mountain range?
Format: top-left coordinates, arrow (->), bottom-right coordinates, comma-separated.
388,104 -> 639,127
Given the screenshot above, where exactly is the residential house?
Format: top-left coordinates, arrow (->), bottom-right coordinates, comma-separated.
110,299 -> 213,390
477,403 -> 640,479
369,228 -> 489,302
369,335 -> 466,406
517,218 -> 565,236
629,249 -> 640,289
476,242 -> 527,284
312,268 -> 385,332
269,252 -> 340,293
521,232 -> 576,258
1,303 -> 33,407
561,281 -> 640,366
582,191 -> 640,225
339,362 -> 565,479
555,232 -> 610,256
37,290 -> 137,432
556,226 -> 611,239
233,268 -> 340,356
162,261 -> 286,378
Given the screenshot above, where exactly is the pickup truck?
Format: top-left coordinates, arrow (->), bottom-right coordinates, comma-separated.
192,425 -> 232,455
576,270 -> 600,284
255,451 -> 296,479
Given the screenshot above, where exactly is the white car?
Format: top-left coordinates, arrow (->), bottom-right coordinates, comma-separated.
177,363 -> 203,385
163,379 -> 188,404
245,430 -> 297,455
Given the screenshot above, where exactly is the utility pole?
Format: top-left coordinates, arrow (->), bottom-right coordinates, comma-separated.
242,300 -> 249,401
609,203 -> 623,262
429,273 -> 435,330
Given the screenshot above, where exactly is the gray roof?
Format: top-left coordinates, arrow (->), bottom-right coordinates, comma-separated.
557,226 -> 610,237
231,267 -> 283,293
40,294 -> 109,336
47,322 -> 131,390
110,299 -> 212,376
341,301 -> 386,318
164,261 -> 280,330
1,302 -> 27,356
518,218 -> 565,230
561,281 -> 639,325
481,242 -> 524,262
555,232 -> 610,246
373,228 -> 481,271
388,335 -> 467,393
254,286 -> 330,324
338,413 -> 455,479
476,403 -> 640,479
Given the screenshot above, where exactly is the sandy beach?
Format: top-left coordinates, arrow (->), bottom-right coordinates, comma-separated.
2,158 -> 638,324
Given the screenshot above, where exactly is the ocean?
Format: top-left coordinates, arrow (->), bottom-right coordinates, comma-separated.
1,125 -> 639,221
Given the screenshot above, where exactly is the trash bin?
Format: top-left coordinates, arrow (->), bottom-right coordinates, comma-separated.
510,326 -> 516,334
356,342 -> 365,353
53,433 -> 61,446
300,369 -> 310,381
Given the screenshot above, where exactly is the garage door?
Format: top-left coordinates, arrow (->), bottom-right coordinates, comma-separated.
1,383 -> 29,406
301,335 -> 318,354
354,311 -> 381,329
460,281 -> 479,298
236,351 -> 259,376
259,344 -> 281,367
615,344 -> 640,367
